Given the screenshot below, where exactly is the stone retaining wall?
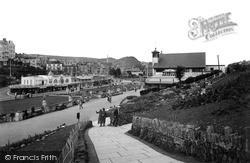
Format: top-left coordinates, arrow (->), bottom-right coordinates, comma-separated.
130,116 -> 248,162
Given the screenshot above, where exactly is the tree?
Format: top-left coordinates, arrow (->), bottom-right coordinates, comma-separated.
109,67 -> 121,77
115,68 -> 121,77
175,66 -> 185,82
109,67 -> 116,76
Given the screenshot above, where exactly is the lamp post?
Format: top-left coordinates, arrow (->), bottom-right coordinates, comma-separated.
159,78 -> 161,89
9,56 -> 12,77
147,64 -> 148,77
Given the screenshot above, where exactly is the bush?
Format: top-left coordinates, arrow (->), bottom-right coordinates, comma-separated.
126,95 -> 137,100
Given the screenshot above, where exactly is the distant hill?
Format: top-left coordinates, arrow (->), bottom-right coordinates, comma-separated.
113,56 -> 142,69
98,57 -> 116,63
25,54 -> 144,69
28,54 -> 99,63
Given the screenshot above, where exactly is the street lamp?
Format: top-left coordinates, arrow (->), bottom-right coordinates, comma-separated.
10,58 -> 12,77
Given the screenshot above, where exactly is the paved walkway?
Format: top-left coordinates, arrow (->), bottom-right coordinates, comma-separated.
0,90 -> 141,147
89,119 -> 183,163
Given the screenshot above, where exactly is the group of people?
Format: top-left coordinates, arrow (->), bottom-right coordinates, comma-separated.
96,108 -> 107,127
96,106 -> 120,127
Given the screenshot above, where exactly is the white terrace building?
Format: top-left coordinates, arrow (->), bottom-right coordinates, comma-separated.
10,71 -> 77,95
21,72 -> 72,86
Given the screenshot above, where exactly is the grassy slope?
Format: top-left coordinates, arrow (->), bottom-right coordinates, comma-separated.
139,71 -> 250,134
18,125 -> 75,152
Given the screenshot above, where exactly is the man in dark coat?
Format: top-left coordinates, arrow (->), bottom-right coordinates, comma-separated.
113,107 -> 119,127
96,109 -> 102,126
101,108 -> 107,126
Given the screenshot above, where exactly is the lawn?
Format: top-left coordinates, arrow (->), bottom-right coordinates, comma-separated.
17,124 -> 75,153
0,96 -> 78,114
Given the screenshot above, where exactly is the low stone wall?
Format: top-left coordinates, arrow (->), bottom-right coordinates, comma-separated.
130,116 -> 248,162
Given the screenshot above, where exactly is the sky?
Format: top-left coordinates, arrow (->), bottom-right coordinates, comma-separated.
1,0 -> 249,65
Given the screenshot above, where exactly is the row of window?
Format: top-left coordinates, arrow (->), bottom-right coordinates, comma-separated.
162,72 -> 175,76
49,78 -> 70,84
23,78 -> 70,85
23,80 -> 33,85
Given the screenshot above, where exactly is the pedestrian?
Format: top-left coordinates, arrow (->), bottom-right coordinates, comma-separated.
14,92 -> 17,99
10,111 -> 15,122
100,108 -> 107,126
108,95 -> 112,103
109,111 -> 114,126
23,110 -> 28,120
68,94 -> 73,102
31,106 -> 35,116
79,100 -> 83,109
96,109 -> 102,126
113,107 -> 119,127
42,96 -> 48,113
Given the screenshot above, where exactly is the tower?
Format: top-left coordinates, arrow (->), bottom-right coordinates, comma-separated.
152,48 -> 160,76
152,48 -> 160,65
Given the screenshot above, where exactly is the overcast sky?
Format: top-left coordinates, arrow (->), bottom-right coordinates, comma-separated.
1,0 -> 249,65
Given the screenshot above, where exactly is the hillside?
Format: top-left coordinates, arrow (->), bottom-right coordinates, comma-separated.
98,57 -> 116,63
27,54 -> 143,69
29,54 -> 99,62
119,66 -> 250,134
147,71 -> 249,133
113,56 -> 142,69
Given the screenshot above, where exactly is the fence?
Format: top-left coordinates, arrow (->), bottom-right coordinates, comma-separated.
57,121 -> 92,163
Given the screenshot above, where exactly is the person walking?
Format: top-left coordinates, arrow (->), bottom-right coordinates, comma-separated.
79,99 -> 83,110
10,111 -> 15,122
31,106 -> 35,116
14,92 -> 17,99
113,107 -> 119,127
100,108 -> 107,126
23,110 -> 28,120
107,95 -> 112,103
42,96 -> 48,113
96,109 -> 102,126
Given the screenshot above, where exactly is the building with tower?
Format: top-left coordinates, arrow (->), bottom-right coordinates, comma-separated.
146,48 -> 224,85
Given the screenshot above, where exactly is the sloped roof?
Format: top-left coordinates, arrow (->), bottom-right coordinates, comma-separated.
154,52 -> 205,68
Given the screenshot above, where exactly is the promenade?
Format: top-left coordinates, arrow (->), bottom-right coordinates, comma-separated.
88,120 -> 185,163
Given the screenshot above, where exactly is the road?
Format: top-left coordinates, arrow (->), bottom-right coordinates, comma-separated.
0,90 -> 141,147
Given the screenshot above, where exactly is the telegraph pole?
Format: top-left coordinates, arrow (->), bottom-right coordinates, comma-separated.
217,55 -> 220,71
